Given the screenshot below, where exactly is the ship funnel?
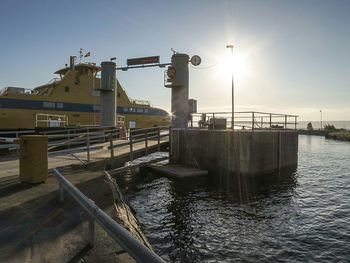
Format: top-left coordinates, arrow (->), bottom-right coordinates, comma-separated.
69,56 -> 76,68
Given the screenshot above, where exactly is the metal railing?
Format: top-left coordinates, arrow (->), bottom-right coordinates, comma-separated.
35,113 -> 69,128
52,168 -> 166,263
0,130 -> 35,150
190,111 -> 298,130
1,126 -> 171,166
108,126 -> 171,162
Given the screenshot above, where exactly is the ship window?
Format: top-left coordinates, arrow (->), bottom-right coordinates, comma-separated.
57,103 -> 63,109
137,108 -> 143,113
123,107 -> 128,112
43,102 -> 55,108
129,107 -> 135,112
65,86 -> 69,92
144,109 -> 149,114
73,114 -> 80,117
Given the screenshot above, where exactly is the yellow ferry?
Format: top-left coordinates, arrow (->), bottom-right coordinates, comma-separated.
0,57 -> 170,130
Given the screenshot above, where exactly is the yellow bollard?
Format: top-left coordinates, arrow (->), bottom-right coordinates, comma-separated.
19,135 -> 48,183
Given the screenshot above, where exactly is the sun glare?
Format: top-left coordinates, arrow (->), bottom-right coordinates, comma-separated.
216,52 -> 251,79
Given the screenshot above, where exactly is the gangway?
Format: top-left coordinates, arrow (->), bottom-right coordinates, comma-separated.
106,152 -> 169,176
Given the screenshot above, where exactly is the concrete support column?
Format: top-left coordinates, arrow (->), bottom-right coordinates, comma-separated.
100,61 -> 116,127
171,54 -> 189,129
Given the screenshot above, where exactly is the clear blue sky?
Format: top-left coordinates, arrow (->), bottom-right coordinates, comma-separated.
1,0 -> 349,121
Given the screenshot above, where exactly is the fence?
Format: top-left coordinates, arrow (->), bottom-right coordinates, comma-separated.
52,168 -> 166,263
0,130 -> 35,150
190,111 -> 298,130
35,113 -> 69,128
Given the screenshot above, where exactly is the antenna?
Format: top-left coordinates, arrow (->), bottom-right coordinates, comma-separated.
79,48 -> 84,63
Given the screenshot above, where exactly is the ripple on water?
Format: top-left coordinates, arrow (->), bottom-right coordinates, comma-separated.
125,135 -> 350,262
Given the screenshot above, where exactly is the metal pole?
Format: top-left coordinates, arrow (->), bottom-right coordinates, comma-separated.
294,116 -> 297,130
252,112 -> 255,131
88,217 -> 95,247
129,132 -> 133,161
285,115 -> 287,129
145,132 -> 148,156
109,133 -> 114,168
226,44 -> 234,131
157,128 -> 160,152
270,114 -> 272,130
52,169 -> 166,263
86,133 -> 90,163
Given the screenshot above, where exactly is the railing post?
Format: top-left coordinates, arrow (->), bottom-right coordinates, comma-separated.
157,128 -> 160,152
86,133 -> 90,163
168,126 -> 172,157
270,114 -> 272,130
212,113 -> 215,130
129,132 -> 133,161
285,115 -> 287,129
68,130 -> 71,150
59,183 -> 64,202
252,112 -> 255,131
88,217 -> 95,247
294,116 -> 297,130
109,133 -> 114,168
145,132 -> 148,156
261,117 -> 263,129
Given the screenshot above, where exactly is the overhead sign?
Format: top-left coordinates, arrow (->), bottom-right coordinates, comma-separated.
127,56 -> 160,66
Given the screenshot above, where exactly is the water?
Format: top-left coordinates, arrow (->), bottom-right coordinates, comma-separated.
122,135 -> 350,262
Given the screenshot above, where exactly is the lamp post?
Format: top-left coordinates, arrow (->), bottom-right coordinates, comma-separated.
320,110 -> 323,130
226,44 -> 234,130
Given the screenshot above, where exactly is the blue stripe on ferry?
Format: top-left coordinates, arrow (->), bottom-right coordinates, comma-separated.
0,98 -> 168,116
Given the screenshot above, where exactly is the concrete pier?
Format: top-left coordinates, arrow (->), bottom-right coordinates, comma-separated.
170,129 -> 298,176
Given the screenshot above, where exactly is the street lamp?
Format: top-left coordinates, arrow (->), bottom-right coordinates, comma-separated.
320,110 -> 323,130
226,44 -> 234,130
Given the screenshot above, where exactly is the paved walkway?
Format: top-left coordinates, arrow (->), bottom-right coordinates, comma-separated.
0,138 -> 168,263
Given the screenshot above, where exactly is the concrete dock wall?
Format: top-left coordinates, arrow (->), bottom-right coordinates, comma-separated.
170,129 -> 298,176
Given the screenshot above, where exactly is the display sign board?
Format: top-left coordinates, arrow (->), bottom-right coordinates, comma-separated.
127,56 -> 160,66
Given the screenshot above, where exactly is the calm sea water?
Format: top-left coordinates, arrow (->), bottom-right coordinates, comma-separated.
122,135 -> 350,262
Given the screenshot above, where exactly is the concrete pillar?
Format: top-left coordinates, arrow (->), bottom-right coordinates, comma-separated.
171,54 -> 189,128
19,135 -> 48,183
100,61 -> 116,127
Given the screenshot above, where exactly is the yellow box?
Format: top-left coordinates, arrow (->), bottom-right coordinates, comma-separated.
19,135 -> 48,183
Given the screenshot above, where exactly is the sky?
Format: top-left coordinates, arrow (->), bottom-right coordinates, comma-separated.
0,0 -> 349,121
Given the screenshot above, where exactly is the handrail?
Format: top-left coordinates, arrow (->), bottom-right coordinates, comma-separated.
191,111 -> 298,130
52,169 -> 166,263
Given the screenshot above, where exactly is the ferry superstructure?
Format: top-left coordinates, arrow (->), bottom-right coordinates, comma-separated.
0,58 -> 170,130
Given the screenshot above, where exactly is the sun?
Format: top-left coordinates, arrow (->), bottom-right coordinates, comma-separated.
216,52 -> 251,79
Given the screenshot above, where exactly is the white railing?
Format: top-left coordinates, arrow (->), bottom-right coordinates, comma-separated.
190,111 -> 298,131
35,113 -> 69,128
